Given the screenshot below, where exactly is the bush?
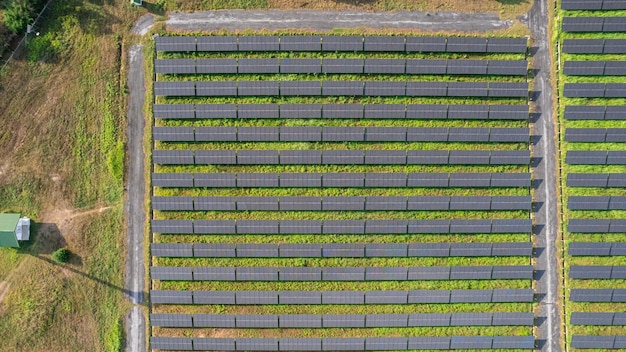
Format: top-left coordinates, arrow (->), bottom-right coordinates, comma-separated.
3,0 -> 34,33
51,248 -> 70,263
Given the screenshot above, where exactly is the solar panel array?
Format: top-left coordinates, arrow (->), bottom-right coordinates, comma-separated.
566,151 -> 626,165
151,35 -> 533,349
562,17 -> 626,32
153,172 -> 531,188
563,83 -> 626,97
156,36 -> 527,53
563,39 -> 626,54
155,103 -> 529,120
564,105 -> 626,120
152,219 -> 532,234
154,126 -> 529,143
152,242 -> 532,258
155,80 -> 529,98
153,149 -> 531,165
156,58 -> 528,75
567,196 -> 626,210
564,61 -> 626,76
562,0 -> 626,10
151,288 -> 534,305
151,335 -> 535,351
567,173 -> 626,187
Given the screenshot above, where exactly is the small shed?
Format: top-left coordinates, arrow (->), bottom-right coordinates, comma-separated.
0,213 -> 30,248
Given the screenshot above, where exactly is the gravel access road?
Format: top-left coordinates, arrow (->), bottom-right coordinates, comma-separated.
124,43 -> 147,352
528,0 -> 562,351
167,9 -> 513,32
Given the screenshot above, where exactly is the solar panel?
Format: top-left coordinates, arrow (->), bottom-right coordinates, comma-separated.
487,60 -> 528,76
237,220 -> 279,234
408,243 -> 450,257
152,219 -> 193,234
237,81 -> 279,96
490,150 -> 530,165
235,267 -> 279,281
150,289 -> 192,304
603,61 -> 626,76
153,104 -> 195,119
196,103 -> 237,119
449,82 -> 489,97
363,150 -> 405,165
151,243 -> 193,258
571,336 -> 615,349
238,58 -> 279,74
321,81 -> 363,96
322,267 -> 365,281
612,242 -> 626,255
365,267 -> 408,281
570,265 -> 612,279
236,244 -> 278,258
408,337 -> 450,350
407,196 -> 449,210
363,104 -> 405,119
564,106 -> 605,121
279,338 -> 322,352
237,103 -> 279,119
237,150 -> 279,165
364,36 -> 405,52
447,59 -> 487,75
365,172 -> 406,187
487,38 -> 527,53
614,313 -> 626,325
152,172 -> 193,188
603,17 -> 626,32
322,243 -> 364,257
193,126 -> 235,142
364,220 -> 407,234
238,36 -> 279,51
608,151 -> 626,164
192,290 -> 235,304
408,313 -> 450,327
193,314 -> 236,328
236,338 -> 278,351
364,81 -> 406,96
406,127 -> 447,142
193,243 -> 235,258
279,267 -> 322,281
562,17 -> 604,32
405,37 -> 447,52
565,128 -> 606,142
563,39 -> 605,54
451,313 -> 492,326
448,173 -> 489,187
450,289 -> 491,303
154,81 -> 195,96
279,291 -> 321,305
365,290 -> 408,304
234,173 -> 277,188
322,127 -> 364,142
408,220 -> 450,234
489,127 -> 529,142
321,173 -> 363,188
321,36 -> 363,51
607,128 -> 626,142
322,150 -> 364,165
449,127 -> 489,142
279,220 -> 322,234
364,59 -> 405,74
407,150 -> 449,164
153,196 -> 194,212
408,266 -> 450,280
450,242 -> 491,257
449,150 -> 491,165
277,80 -> 319,96
279,36 -> 321,51
568,196 -> 610,210
604,39 -> 626,54
194,220 -> 236,234
365,337 -> 408,351
406,104 -> 447,119
406,81 -> 447,96
561,0 -> 602,10
571,312 -> 614,326
448,104 -> 489,120
365,196 -> 406,211
450,336 -> 492,349
564,60 -> 605,76
279,314 -> 322,328
150,337 -> 193,351
564,83 -> 605,98
405,59 -> 447,74
451,219 -> 491,233
408,289 -> 450,303
278,150 -> 321,165
155,36 -> 196,52
151,313 -> 193,328
193,266 -> 235,281
446,37 -> 487,53
492,336 -> 534,349
279,58 -> 321,74
195,81 -> 237,96
279,196 -> 320,211
321,292 -> 364,305
365,314 -> 408,328
492,265 -> 533,279
450,266 -> 492,279
568,219 -> 611,233
195,338 -> 236,351
321,58 -> 363,74
196,36 -> 237,51
196,58 -> 237,74
406,173 -> 448,187
155,59 -> 195,74
488,82 -> 528,97
489,104 -> 528,120
236,314 -> 278,328
152,266 -> 193,281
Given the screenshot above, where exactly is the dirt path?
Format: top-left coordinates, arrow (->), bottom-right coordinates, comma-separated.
124,43 -> 146,352
166,9 -> 514,32
528,0 -> 561,351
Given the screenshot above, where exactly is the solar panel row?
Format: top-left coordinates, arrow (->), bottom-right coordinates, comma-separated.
570,265 -> 626,279
153,172 -> 532,188
152,195 -> 532,211
571,312 -> 626,325
155,80 -> 529,98
570,289 -> 626,302
151,265 -> 534,281
564,128 -> 626,142
153,149 -> 532,165
153,126 -> 530,143
151,288 -> 534,305
562,17 -> 626,33
564,61 -> 626,76
155,58 -> 528,76
151,242 -> 533,258
564,83 -> 626,97
569,242 -> 626,256
563,39 -> 626,54
150,335 -> 535,351
566,151 -> 626,165
568,219 -> 626,233
155,36 -> 527,53
151,219 -> 533,234
568,196 -> 626,210
571,336 -> 626,349
564,105 -> 626,120
154,103 -> 529,120
151,312 -> 534,328
562,0 -> 626,10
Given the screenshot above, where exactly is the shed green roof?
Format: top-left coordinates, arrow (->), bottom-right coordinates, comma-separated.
0,213 -> 20,247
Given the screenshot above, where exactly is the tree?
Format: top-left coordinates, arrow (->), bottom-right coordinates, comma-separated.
52,248 -> 71,263
3,0 -> 34,34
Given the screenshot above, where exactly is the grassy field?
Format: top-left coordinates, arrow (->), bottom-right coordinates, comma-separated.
0,0 -> 138,350
557,2 -> 626,349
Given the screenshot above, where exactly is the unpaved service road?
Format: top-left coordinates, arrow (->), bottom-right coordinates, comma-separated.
167,10 -> 513,32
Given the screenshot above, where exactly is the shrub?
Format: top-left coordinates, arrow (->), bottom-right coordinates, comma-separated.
51,248 -> 70,263
3,0 -> 34,33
